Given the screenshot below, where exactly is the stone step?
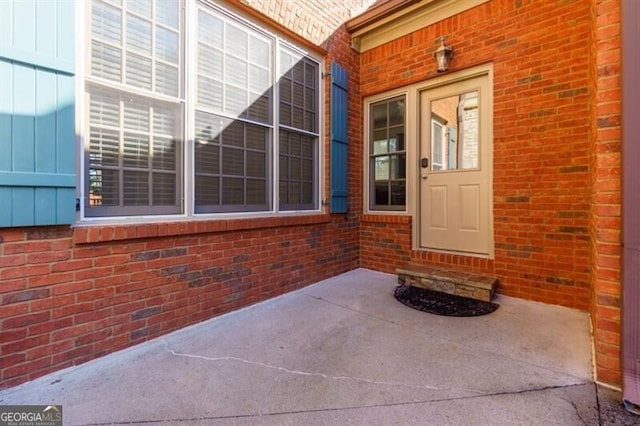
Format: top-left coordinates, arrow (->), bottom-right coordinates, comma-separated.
396,264 -> 498,302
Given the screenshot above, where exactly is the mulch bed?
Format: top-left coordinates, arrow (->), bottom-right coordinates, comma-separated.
394,285 -> 499,317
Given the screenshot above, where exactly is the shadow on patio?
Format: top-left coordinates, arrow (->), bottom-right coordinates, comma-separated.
0,269 -> 634,425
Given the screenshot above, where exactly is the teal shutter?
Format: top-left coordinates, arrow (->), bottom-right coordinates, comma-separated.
330,62 -> 349,213
0,0 -> 76,227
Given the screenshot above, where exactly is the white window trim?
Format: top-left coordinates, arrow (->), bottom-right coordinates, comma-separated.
363,91 -> 411,215
363,64 -> 493,220
76,0 -> 325,224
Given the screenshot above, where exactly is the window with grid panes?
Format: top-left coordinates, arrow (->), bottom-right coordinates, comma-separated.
86,0 -> 183,216
194,6 -> 272,213
369,96 -> 406,210
278,51 -> 318,210
84,0 -> 320,218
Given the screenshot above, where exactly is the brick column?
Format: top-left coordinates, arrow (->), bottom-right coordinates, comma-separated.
590,0 -> 622,388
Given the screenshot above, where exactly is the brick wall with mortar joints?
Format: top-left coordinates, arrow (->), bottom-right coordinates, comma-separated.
361,0 -> 621,386
0,0 -> 367,389
589,0 -> 622,387
360,216 -> 496,275
360,215 -> 412,272
359,0 -> 594,311
0,218 -> 359,388
238,0 -> 375,46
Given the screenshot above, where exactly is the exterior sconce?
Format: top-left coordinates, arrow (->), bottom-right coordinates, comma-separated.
434,36 -> 453,72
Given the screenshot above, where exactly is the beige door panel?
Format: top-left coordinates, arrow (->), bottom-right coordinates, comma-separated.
419,74 -> 492,256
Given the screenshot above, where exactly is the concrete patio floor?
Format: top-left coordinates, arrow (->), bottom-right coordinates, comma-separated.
1,269 -> 637,425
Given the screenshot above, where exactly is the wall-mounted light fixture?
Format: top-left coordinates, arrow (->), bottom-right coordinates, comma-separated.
434,36 -> 453,72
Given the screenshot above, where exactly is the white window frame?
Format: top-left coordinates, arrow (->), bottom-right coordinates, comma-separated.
364,94 -> 409,213
363,64 -> 493,219
76,0 -> 323,223
364,93 -> 409,213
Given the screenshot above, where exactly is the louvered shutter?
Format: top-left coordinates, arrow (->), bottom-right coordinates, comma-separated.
330,62 -> 349,213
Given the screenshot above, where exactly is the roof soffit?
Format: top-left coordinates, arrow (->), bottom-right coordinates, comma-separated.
347,0 -> 490,52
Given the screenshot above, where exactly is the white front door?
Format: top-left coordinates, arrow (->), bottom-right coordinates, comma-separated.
419,74 -> 492,255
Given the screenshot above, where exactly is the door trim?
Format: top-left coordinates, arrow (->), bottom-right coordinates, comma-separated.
361,64 -> 494,258
412,64 -> 494,258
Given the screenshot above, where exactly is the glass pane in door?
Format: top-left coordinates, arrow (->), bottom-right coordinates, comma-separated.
430,90 -> 479,171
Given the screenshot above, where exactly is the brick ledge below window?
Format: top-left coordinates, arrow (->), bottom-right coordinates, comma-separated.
73,214 -> 331,244
361,214 -> 411,224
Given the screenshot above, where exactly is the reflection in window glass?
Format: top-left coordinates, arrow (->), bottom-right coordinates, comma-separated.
375,156 -> 389,181
87,87 -> 182,215
279,130 -> 316,210
389,100 -> 404,126
86,0 -> 320,218
278,49 -> 319,210
431,120 -> 443,171
460,92 -> 479,169
429,90 -> 479,171
373,141 -> 387,155
86,0 -> 183,217
369,96 -> 406,210
194,112 -> 269,212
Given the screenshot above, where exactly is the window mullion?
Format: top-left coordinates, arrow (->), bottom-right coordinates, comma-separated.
184,0 -> 196,217
118,98 -> 125,208
148,104 -> 154,207
273,41 -> 280,213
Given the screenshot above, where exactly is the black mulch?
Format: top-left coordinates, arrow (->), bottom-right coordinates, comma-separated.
394,285 -> 499,317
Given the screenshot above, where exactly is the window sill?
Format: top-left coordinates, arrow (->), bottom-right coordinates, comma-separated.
73,214 -> 331,245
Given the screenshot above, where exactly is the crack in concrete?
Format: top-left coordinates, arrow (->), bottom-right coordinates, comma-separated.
559,396 -> 589,425
301,292 -> 591,385
595,384 -> 603,425
161,339 -> 460,393
86,383 -> 592,425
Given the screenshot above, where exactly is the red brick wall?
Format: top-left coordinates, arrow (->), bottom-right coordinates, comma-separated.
358,0 -> 623,388
0,217 -> 358,387
360,215 -> 496,275
0,0 -> 624,391
0,0 -> 370,389
360,215 -> 412,271
359,0 -> 593,310
590,0 -> 622,387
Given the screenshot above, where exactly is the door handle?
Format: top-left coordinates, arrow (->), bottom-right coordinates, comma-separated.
421,158 -> 429,179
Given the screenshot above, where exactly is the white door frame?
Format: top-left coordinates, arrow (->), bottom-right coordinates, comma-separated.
362,64 -> 494,258
412,64 -> 494,258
